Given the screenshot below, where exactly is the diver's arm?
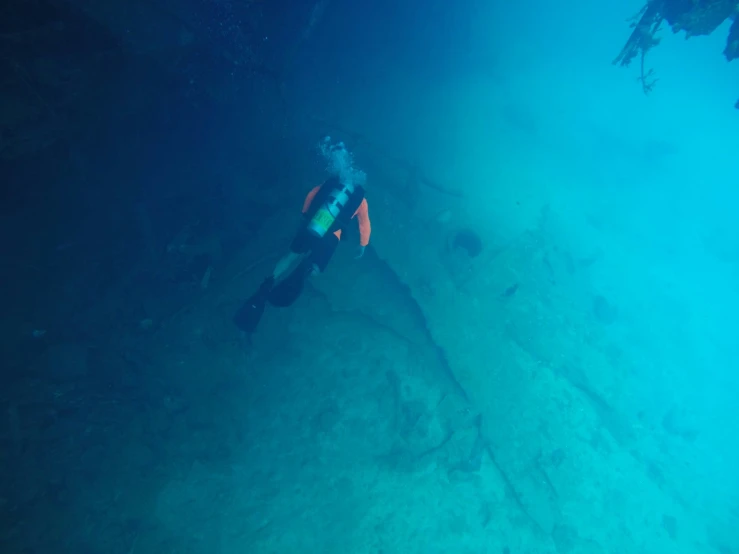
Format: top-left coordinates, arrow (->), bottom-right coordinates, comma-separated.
355,199 -> 371,247
301,185 -> 322,215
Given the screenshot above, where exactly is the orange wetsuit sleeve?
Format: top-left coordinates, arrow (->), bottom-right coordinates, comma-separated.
302,186 -> 321,213
354,199 -> 371,246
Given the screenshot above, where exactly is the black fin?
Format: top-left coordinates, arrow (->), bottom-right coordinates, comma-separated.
233,278 -> 273,333
268,259 -> 312,307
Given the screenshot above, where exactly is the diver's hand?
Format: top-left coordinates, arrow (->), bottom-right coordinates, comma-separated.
355,245 -> 365,259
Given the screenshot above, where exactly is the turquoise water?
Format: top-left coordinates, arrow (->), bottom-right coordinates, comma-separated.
1,1 -> 737,553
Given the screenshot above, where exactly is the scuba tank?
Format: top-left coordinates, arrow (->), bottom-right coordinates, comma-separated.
306,180 -> 354,238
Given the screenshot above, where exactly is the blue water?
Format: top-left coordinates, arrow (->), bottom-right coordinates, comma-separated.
1,1 -> 738,553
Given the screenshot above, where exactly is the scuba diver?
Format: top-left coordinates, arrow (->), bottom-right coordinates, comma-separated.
234,139 -> 371,336
273,175 -> 370,279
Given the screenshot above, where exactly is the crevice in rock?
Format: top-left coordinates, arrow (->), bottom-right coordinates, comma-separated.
306,250 -> 469,404
484,443 -> 547,532
555,363 -> 634,448
367,253 -> 470,404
